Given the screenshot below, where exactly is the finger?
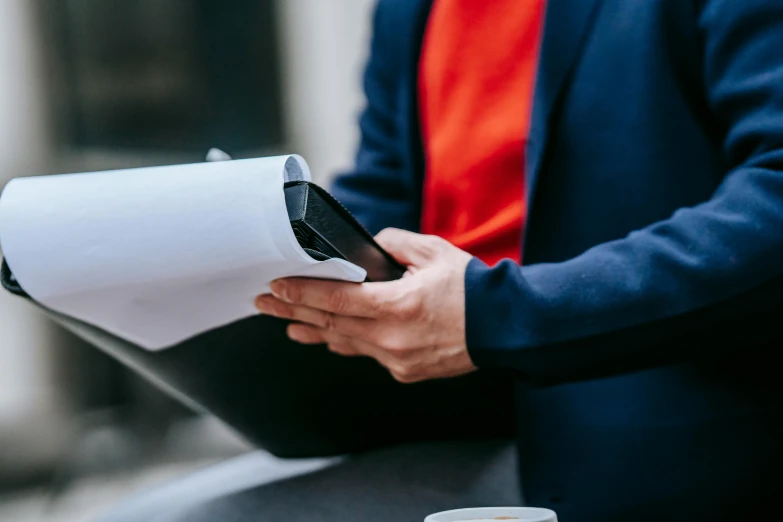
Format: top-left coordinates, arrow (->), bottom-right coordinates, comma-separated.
326,341 -> 361,357
285,323 -> 328,344
374,228 -> 444,268
282,324 -> 362,357
287,325 -> 367,358
287,324 -> 403,369
269,278 -> 398,318
255,295 -> 372,337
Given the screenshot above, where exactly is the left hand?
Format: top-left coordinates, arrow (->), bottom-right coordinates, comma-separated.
255,228 -> 477,383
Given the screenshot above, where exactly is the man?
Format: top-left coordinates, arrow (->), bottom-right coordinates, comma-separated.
256,0 -> 783,520
102,0 -> 783,521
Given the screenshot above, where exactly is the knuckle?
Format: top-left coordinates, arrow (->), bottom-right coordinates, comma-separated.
286,283 -> 304,304
432,235 -> 452,250
395,295 -> 423,321
326,289 -> 348,314
321,311 -> 337,330
421,235 -> 447,255
365,292 -> 385,316
425,234 -> 445,247
270,301 -> 292,319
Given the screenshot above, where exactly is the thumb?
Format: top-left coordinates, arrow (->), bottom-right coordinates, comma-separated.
375,228 -> 444,268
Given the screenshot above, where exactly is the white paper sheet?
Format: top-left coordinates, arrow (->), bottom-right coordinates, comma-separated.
0,155 -> 366,350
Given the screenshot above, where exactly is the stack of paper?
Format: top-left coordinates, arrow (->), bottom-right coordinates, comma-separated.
0,155 -> 365,350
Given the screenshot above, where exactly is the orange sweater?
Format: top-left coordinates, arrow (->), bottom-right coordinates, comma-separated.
419,0 -> 546,266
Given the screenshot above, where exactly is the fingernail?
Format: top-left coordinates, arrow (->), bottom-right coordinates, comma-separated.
270,280 -> 289,302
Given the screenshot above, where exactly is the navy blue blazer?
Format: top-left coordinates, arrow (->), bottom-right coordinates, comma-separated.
332,0 -> 783,520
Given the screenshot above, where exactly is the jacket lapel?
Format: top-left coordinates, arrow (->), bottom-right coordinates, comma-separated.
526,0 -> 604,204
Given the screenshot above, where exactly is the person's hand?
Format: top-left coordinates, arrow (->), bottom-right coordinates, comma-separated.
255,228 -> 477,383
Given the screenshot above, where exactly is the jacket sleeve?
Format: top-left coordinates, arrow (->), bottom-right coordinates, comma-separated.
330,2 -> 420,235
466,0 -> 783,385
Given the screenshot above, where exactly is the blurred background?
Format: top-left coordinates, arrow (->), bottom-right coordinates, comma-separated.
0,1 -> 374,519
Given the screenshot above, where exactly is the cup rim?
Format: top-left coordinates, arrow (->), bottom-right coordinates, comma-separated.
424,506 -> 557,522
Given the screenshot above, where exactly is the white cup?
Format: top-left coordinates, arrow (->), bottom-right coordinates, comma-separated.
425,507 -> 557,522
